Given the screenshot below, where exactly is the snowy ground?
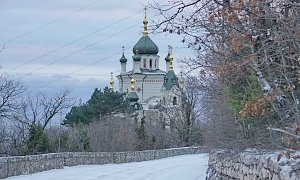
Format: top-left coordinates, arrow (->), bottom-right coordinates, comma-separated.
7,154 -> 208,180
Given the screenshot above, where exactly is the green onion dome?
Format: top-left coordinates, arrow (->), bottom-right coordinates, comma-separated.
133,36 -> 159,55
133,54 -> 142,61
119,54 -> 127,63
127,92 -> 139,102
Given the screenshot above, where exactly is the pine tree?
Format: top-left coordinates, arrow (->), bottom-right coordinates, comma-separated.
27,124 -> 51,154
63,87 -> 129,125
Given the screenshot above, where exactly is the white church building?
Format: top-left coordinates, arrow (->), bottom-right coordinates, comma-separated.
114,12 -> 184,110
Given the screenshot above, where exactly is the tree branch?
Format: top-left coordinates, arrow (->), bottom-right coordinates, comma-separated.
267,127 -> 300,140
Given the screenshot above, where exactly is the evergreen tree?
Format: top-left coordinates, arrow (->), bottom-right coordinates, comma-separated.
63,87 -> 129,125
64,104 -> 92,124
27,124 -> 51,154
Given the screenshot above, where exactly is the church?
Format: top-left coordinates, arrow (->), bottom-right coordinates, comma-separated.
111,11 -> 185,111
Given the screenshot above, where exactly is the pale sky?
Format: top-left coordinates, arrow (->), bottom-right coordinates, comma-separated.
0,0 -> 192,102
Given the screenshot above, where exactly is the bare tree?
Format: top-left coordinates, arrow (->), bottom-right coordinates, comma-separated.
0,75 -> 25,120
0,75 -> 25,155
0,121 -> 8,155
157,77 -> 206,147
87,115 -> 137,152
0,73 -> 74,154
13,90 -> 73,129
2,90 -> 73,155
150,0 -> 300,149
5,121 -> 28,155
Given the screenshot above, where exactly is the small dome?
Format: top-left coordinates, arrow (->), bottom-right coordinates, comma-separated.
127,92 -> 139,102
109,79 -> 114,85
119,54 -> 127,63
165,53 -> 173,62
133,36 -> 159,55
133,54 -> 142,61
130,78 -> 136,84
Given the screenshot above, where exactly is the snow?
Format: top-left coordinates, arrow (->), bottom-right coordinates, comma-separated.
7,154 -> 208,180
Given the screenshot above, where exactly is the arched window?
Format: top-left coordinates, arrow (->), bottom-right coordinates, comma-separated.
149,59 -> 152,68
173,97 -> 177,105
143,59 -> 146,68
155,59 -> 157,68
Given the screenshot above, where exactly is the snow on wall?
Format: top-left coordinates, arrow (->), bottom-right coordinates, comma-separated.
206,149 -> 300,180
0,146 -> 208,179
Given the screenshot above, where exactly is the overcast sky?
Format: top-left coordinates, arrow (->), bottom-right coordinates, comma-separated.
0,0 -> 192,103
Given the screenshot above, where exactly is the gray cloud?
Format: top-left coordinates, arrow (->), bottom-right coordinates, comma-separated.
21,73 -> 108,102
1,0 -> 191,102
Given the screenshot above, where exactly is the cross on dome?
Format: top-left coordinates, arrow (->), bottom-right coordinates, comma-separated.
168,45 -> 173,55
144,7 -> 148,17
143,7 -> 149,36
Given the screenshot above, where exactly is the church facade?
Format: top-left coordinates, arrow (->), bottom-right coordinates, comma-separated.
115,13 -> 184,110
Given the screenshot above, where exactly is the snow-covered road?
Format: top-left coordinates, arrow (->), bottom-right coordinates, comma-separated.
7,154 -> 208,180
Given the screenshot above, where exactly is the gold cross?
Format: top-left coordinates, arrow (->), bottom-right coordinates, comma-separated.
168,45 -> 173,55
144,7 -> 148,17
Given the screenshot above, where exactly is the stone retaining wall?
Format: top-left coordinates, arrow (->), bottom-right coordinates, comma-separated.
0,146 -> 207,179
206,149 -> 300,180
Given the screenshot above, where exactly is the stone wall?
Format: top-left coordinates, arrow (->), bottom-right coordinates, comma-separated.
0,153 -> 64,179
206,149 -> 300,180
0,146 -> 207,179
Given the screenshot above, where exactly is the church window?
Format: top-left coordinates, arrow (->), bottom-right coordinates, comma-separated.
150,59 -> 153,68
173,97 -> 177,105
163,97 -> 166,105
143,59 -> 146,68
155,59 -> 157,68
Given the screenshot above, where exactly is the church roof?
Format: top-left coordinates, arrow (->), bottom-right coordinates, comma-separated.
123,68 -> 166,75
163,70 -> 178,90
140,68 -> 166,75
133,36 -> 159,55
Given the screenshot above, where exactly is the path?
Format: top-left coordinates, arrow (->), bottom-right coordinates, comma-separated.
7,154 -> 208,180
